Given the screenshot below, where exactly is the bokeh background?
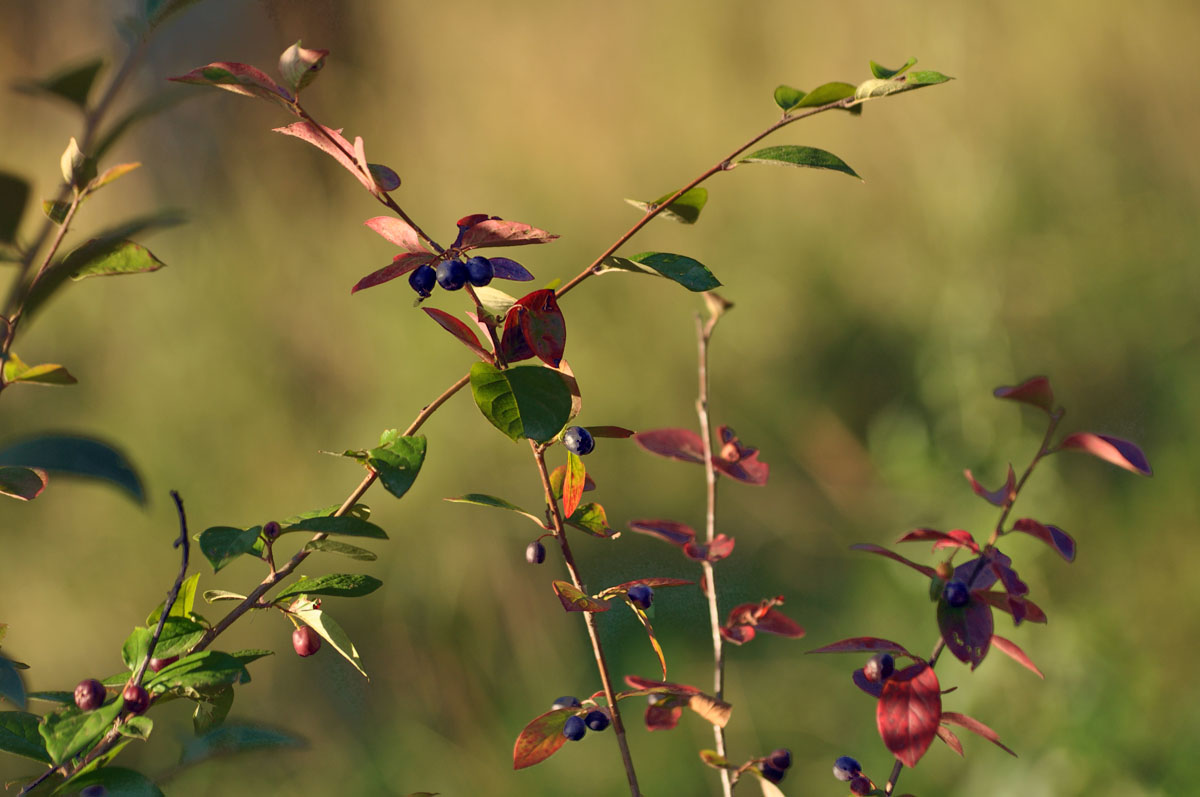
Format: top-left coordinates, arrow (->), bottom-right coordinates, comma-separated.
1,1 -> 1197,794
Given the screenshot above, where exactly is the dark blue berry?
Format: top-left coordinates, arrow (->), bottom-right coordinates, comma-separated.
562,426 -> 595,456
435,259 -> 468,291
833,755 -> 861,781
551,695 -> 582,711
767,747 -> 792,771
760,763 -> 786,784
408,264 -> 436,297
864,652 -> 895,683
584,709 -> 610,731
465,255 -> 494,287
562,714 -> 587,741
943,579 -> 970,608
526,540 -> 546,564
627,584 -> 654,610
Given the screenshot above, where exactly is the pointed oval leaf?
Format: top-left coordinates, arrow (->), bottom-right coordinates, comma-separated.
990,635 -> 1043,679
351,252 -> 438,293
940,711 -> 1017,757
515,289 -> 566,367
512,708 -> 570,769
773,84 -> 806,111
627,252 -> 720,292
445,493 -> 547,529
876,662 -> 942,768
16,59 -> 105,110
275,574 -> 383,602
0,467 -> 48,501
552,580 -> 610,613
1011,518 -> 1076,562
196,526 -> 262,572
278,41 -> 328,94
460,218 -> 558,249
364,216 -> 429,254
896,527 -> 979,554
738,145 -> 860,179
68,239 -> 165,280
562,451 -> 585,519
627,519 -> 695,546
274,122 -> 378,194
178,724 -> 305,768
794,81 -> 856,108
302,539 -> 378,561
596,577 -> 694,599
714,448 -> 769,485
1056,432 -> 1152,476
0,711 -> 49,763
993,375 -> 1054,413
281,515 -> 388,539
851,543 -> 938,578
468,362 -> 572,443
964,464 -> 1016,506
855,71 -> 953,101
754,608 -> 805,639
629,604 -> 668,679
937,593 -> 994,668
202,589 -> 247,603
150,616 -> 207,659
39,698 -> 122,764
0,172 -> 30,243
291,604 -> 367,678
548,464 -> 596,500
1,658 -> 27,710
633,428 -> 705,464
0,435 -> 143,503
807,637 -> 912,656
169,62 -> 293,106
870,57 -> 918,79
487,256 -> 534,282
89,161 -> 142,192
2,357 -> 76,386
936,724 -> 964,757
624,187 -> 709,225
566,502 -> 617,537
978,590 -> 1047,625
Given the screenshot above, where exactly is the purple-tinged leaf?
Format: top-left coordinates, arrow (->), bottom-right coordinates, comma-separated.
714,449 -> 769,485
896,528 -> 979,554
363,216 -> 430,254
720,625 -> 755,645
853,667 -> 884,698
512,708 -> 569,769
563,451 -> 585,520
954,551 -> 1011,590
852,543 -> 938,579
633,428 -> 705,464
622,675 -> 701,695
499,308 -> 536,363
351,252 -> 437,293
169,62 -> 294,106
1056,432 -> 1152,476
515,289 -> 566,367
991,559 -> 1029,598
627,519 -> 696,547
722,596 -> 803,643
489,256 -> 534,281
367,164 -> 400,191
991,635 -> 1043,678
683,533 -> 735,563
993,375 -> 1054,413
0,467 -> 48,501
755,608 -> 805,639
548,465 -> 595,500
877,662 -> 942,768
1011,518 -> 1076,562
460,218 -> 558,249
274,122 -> 378,195
807,637 -> 913,656
936,725 -> 965,757
421,308 -> 490,360
964,464 -> 1016,507
645,701 -> 683,731
937,593 -> 993,668
978,591 -> 1047,624
940,711 -> 1017,757
552,580 -> 609,613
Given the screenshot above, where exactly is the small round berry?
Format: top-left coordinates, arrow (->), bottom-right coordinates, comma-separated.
465,256 -> 494,287
562,714 -> 587,741
408,264 -> 436,297
943,579 -> 970,608
122,684 -> 150,715
525,540 -> 546,565
584,709 -> 610,732
148,655 -> 178,673
767,747 -> 792,771
551,695 -> 582,711
833,755 -> 862,781
935,560 -> 954,581
263,520 -> 281,540
435,259 -> 468,291
80,786 -> 108,797
74,679 -> 106,712
627,584 -> 654,610
863,652 -> 895,683
562,426 -> 595,456
292,625 -> 322,657
849,775 -> 872,795
760,762 -> 786,784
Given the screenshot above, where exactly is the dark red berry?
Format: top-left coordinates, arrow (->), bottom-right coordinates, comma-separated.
122,684 -> 150,715
465,256 -> 493,287
849,775 -> 872,795
551,695 -> 582,710
627,583 -> 654,610
74,679 -> 106,712
562,426 -> 595,455
767,747 -> 792,771
863,652 -> 895,683
263,520 -> 281,540
409,264 -> 436,297
760,762 -> 785,783
833,755 -> 861,781
943,579 -> 970,608
525,540 -> 546,564
562,714 -> 587,741
435,259 -> 468,291
292,625 -> 321,657
148,655 -> 178,673
584,709 -> 610,731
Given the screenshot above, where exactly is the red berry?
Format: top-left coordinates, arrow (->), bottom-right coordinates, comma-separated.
292,625 -> 322,657
122,684 -> 150,715
148,655 -> 178,673
74,679 -> 106,712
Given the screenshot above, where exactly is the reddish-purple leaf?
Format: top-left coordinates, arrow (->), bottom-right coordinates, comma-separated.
628,519 -> 696,547
991,635 -> 1044,678
460,218 -> 559,249
991,558 -> 1029,598
274,121 -> 378,195
853,667 -> 884,698
713,449 -> 769,485
937,593 -> 994,668
720,625 -> 755,645
993,375 -> 1055,413
978,591 -> 1048,624
954,550 -> 1011,590
364,216 -> 431,254
488,256 -> 534,282
852,543 -> 939,579
552,580 -> 609,613
940,711 -> 1017,757
367,163 -> 400,191
548,465 -> 595,500
808,637 -> 913,656
754,608 -> 805,639
1056,432 -> 1152,476
350,253 -> 437,293
964,464 -> 1016,507
563,451 -> 585,519
683,533 -> 735,563
512,708 -> 570,769
645,701 -> 683,731
633,428 -> 705,464
623,675 -> 701,695
896,528 -> 979,554
1011,518 -> 1076,562
169,62 -> 294,105
421,308 -> 489,360
499,309 -> 536,363
515,289 -> 566,367
877,662 -> 942,768
588,426 -> 636,439
936,724 -> 964,757
0,466 -> 48,501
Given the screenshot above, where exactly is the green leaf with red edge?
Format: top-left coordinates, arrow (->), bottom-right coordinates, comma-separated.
937,592 -> 993,668
964,464 -> 1016,506
548,465 -> 595,500
595,578 -> 694,600
443,493 -> 547,529
628,519 -> 696,546
562,451 -> 585,519
993,376 -> 1054,413
510,289 -> 565,367
512,707 -> 571,769
587,425 -> 635,438
940,711 -> 1017,757
851,543 -> 938,578
565,502 -> 616,537
552,580 -> 609,613
0,467 -> 48,500
807,637 -> 913,656
633,428 -> 705,464
169,62 -> 294,106
1011,518 -> 1076,562
991,635 -> 1043,678
422,308 -> 489,360
351,253 -> 437,293
876,661 -> 942,768
460,218 -> 558,249
1055,432 -> 1152,476
363,216 -> 430,254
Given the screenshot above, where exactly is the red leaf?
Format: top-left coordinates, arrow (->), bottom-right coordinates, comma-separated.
853,667 -> 884,698
720,625 -> 755,645
1011,518 -> 1076,562
896,528 -> 979,554
852,544 -> 939,579
457,213 -> 490,229
807,637 -> 913,656
937,594 -> 994,668
421,308 -> 489,360
963,464 -> 1016,507
1056,432 -> 1152,476
940,711 -> 1017,757
622,675 -> 700,695
552,580 -> 609,613
936,725 -> 964,757
488,256 -> 535,282
993,375 -> 1055,413
516,289 -> 566,367
754,607 -> 805,639
978,591 -> 1048,624
274,121 -> 378,195
169,62 -> 293,104
876,662 -> 942,768
512,708 -> 570,769
548,465 -> 595,500
713,449 -> 769,485
562,451 -> 585,519
645,702 -> 683,731
628,519 -> 695,547
499,309 -> 535,363
460,218 -> 559,249
683,533 -> 735,563
588,426 -> 636,438
633,428 -> 705,464
364,216 -> 431,254
990,559 -> 1029,598
351,252 -> 437,293
990,634 -> 1044,679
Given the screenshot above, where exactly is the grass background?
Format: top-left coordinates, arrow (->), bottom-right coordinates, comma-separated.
1,0 -> 1198,794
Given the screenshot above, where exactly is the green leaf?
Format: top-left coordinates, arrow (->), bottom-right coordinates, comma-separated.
26,692 -> 74,705
196,526 -> 262,572
148,617 -> 207,659
231,649 -> 274,667
471,286 -> 518,323
565,502 -> 616,538
870,57 -> 918,79
302,539 -> 378,561
145,651 -> 250,696
53,766 -> 164,797
192,686 -> 233,735
366,434 -> 426,501
624,187 -> 709,225
0,711 -> 50,763
2,352 -> 77,386
15,60 -> 105,110
42,199 -> 70,225
118,715 -> 154,741
469,363 -> 573,444
283,503 -> 370,524
39,698 -> 122,764
202,589 -> 247,603
552,581 -> 610,613
122,626 -> 152,671
281,515 -> 388,540
0,466 -> 47,501
0,435 -> 143,503
854,70 -> 953,102
599,252 -> 720,292
444,493 -> 547,529
178,724 -> 304,767
630,603 -> 667,679
274,574 -> 383,602
147,572 -> 200,624
88,161 -> 142,192
793,81 -> 857,108
0,172 -> 30,244
278,41 -> 328,94
291,602 -> 367,678
773,85 -> 806,111
737,145 -> 860,179
69,239 -> 166,281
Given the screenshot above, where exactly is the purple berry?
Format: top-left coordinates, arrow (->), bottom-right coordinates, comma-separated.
74,679 -> 106,712
435,259 -> 468,291
465,256 -> 493,287
849,775 -> 872,795
943,579 -> 970,608
551,695 -> 582,710
525,540 -> 546,564
562,426 -> 595,456
626,584 -> 654,610
864,652 -> 895,683
148,655 -> 178,673
263,520 -> 281,540
833,755 -> 861,781
562,714 -> 586,741
760,762 -> 786,784
122,684 -> 150,715
767,747 -> 792,771
408,264 -> 436,297
584,709 -> 610,731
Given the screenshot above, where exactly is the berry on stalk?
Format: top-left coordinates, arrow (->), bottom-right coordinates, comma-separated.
849,775 -> 873,795
562,715 -> 586,741
551,695 -> 581,710
122,684 -> 150,715
408,264 -> 436,297
74,679 -> 106,712
562,426 -> 595,456
767,748 -> 792,771
584,709 -> 610,731
148,655 -> 178,673
436,259 -> 468,291
465,256 -> 493,287
525,540 -> 546,564
760,762 -> 785,783
627,583 -> 654,610
943,579 -> 970,608
863,652 -> 895,683
292,625 -> 322,657
833,755 -> 861,781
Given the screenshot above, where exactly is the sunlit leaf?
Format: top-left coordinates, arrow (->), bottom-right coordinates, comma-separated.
1055,432 -> 1152,476
736,145 -> 859,179
599,252 -> 720,292
624,187 -> 709,225
444,493 -> 547,529
274,573 -> 383,602
469,362 -> 572,443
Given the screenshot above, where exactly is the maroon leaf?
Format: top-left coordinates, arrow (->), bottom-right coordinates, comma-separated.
488,256 -> 534,282
1011,518 -> 1076,562
993,375 -> 1055,413
1056,432 -> 1152,476
896,528 -> 979,554
722,596 -> 802,644
936,724 -> 964,757
628,519 -> 696,547
548,465 -> 595,500
990,558 -> 1029,598
512,708 -> 570,769
515,289 -> 566,367
978,591 -> 1048,624
807,637 -> 913,656
633,428 -> 705,464
853,667 -> 884,698
588,426 -> 636,439
460,218 -> 559,249
562,451 -> 585,519
274,121 -> 379,195
876,662 -> 942,768
937,593 -> 994,668
852,544 -> 939,579
720,625 -> 755,645
499,309 -> 536,363
364,216 -> 431,254
954,550 -> 1012,590
991,635 -> 1043,678
940,711 -> 1017,757
683,533 -> 735,563
645,701 -> 683,731
552,580 -> 609,613
623,675 -> 701,695
713,449 -> 769,485
169,62 -> 294,105
0,466 -> 48,501
754,608 -> 805,639
422,308 -> 489,360
964,464 -> 1016,507
350,253 -> 437,293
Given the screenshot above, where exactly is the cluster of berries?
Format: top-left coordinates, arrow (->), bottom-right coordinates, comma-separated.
74,677 -> 149,717
552,696 -> 611,741
759,747 -> 793,783
409,255 -> 494,298
833,755 -> 872,794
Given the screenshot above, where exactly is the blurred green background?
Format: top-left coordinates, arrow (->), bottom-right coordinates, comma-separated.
2,0 -> 1197,794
